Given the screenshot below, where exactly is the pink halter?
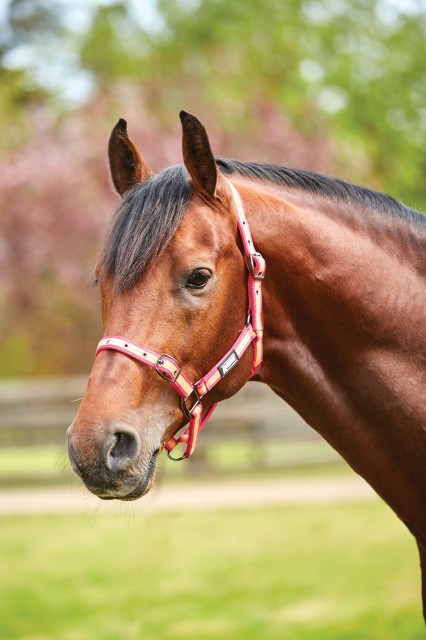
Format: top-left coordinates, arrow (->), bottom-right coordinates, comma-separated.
96,178 -> 265,460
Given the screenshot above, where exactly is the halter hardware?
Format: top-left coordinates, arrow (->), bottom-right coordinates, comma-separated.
95,178 -> 265,461
155,354 -> 181,383
179,386 -> 202,419
247,253 -> 265,280
167,448 -> 188,462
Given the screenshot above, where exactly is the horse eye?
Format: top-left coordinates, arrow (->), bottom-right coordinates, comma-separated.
185,270 -> 210,289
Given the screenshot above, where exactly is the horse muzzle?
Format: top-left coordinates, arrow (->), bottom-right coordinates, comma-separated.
67,423 -> 160,500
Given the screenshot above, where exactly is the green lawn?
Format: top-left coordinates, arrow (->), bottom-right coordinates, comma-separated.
0,500 -> 423,639
0,440 -> 347,488
0,446 -> 72,486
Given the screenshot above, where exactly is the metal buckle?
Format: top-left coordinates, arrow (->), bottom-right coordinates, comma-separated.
180,386 -> 202,419
155,354 -> 182,383
247,253 -> 265,280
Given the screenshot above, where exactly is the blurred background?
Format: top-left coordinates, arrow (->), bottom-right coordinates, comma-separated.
0,0 -> 425,638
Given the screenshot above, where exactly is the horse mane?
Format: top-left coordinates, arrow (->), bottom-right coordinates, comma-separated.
217,157 -> 424,224
103,158 -> 424,291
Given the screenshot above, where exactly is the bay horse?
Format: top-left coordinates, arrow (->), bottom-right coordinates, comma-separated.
67,111 -> 426,617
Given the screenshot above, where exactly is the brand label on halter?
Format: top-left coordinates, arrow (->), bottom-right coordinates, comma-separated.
218,351 -> 239,378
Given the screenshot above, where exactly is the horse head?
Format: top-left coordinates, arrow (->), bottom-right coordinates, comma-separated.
67,112 -> 259,499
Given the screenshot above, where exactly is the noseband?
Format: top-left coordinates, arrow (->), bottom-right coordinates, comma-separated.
96,179 -> 265,461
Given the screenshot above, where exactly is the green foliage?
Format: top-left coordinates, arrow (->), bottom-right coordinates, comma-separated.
0,501 -> 423,638
84,0 -> 426,206
0,0 -> 63,123
145,0 -> 425,206
0,68 -> 44,152
3,0 -> 426,207
80,3 -> 149,83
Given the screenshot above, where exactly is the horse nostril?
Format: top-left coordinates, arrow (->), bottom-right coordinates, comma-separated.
103,428 -> 141,473
111,432 -> 138,460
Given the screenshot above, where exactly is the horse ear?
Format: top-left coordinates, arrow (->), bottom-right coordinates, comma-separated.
180,111 -> 217,197
108,119 -> 154,196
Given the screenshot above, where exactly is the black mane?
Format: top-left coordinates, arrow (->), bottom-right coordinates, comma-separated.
103,158 -> 424,291
217,157 -> 423,222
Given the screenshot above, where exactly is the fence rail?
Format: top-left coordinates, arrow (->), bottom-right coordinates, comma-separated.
0,376 -> 86,446
0,375 -> 342,470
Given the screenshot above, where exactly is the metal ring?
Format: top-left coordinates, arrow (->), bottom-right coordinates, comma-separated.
167,449 -> 188,462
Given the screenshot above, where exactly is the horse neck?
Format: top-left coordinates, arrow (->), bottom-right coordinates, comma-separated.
237,177 -> 426,535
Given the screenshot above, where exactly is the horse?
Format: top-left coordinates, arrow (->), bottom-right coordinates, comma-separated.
67,111 -> 426,617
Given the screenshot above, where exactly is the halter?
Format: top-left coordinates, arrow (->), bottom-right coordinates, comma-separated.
96,178 -> 265,461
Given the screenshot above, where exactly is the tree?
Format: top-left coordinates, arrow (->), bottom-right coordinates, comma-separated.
0,0 -> 424,376
80,0 -> 426,207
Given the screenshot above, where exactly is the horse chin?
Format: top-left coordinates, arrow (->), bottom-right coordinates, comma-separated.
120,465 -> 157,501
97,449 -> 159,502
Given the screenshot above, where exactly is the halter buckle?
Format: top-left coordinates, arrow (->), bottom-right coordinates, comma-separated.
155,354 -> 182,383
180,385 -> 202,419
247,253 -> 265,280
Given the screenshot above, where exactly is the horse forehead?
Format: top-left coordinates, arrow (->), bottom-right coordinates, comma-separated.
171,197 -> 230,254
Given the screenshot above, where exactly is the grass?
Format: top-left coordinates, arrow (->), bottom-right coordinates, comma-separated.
0,445 -> 71,486
0,500 -> 424,639
0,439 -> 347,488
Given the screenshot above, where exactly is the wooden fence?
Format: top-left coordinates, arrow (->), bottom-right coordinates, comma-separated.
0,375 -> 342,472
